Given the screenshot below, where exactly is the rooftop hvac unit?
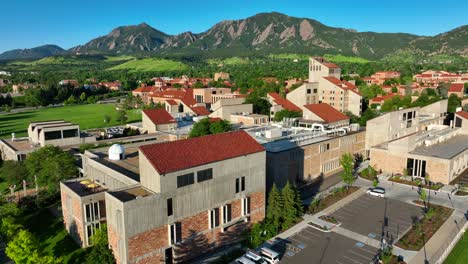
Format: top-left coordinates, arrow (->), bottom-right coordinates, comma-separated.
109,144 -> 125,160
265,128 -> 282,139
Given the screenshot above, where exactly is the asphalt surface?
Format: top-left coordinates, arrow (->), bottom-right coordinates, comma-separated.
276,226 -> 379,264
330,194 -> 424,244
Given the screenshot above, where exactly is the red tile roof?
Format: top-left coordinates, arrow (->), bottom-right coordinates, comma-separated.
323,77 -> 361,95
371,93 -> 402,103
449,83 -> 464,93
267,92 -> 302,112
139,131 -> 265,174
313,57 -> 340,69
133,86 -> 157,93
303,103 -> 349,123
209,117 -> 222,123
166,99 -> 178,106
190,106 -> 210,116
142,108 -> 176,125
456,111 -> 468,120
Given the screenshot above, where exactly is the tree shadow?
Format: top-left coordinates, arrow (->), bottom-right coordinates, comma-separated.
174,229 -> 215,263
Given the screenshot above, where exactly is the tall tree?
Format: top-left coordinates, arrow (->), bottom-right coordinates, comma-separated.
0,160 -> 30,186
281,182 -> 298,230
25,145 -> 77,193
266,184 -> 284,231
339,153 -> 355,191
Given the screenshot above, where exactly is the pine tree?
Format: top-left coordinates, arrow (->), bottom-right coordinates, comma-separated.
281,182 -> 297,230
266,184 -> 284,231
292,184 -> 304,218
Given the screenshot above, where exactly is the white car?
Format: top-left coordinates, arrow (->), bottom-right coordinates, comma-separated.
245,251 -> 268,264
367,187 -> 385,198
235,256 -> 256,264
259,247 -> 280,264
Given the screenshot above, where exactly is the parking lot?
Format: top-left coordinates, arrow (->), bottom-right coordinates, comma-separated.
330,194 -> 424,244
275,226 -> 379,264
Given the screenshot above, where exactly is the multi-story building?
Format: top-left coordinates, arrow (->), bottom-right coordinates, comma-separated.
267,92 -> 302,117
245,122 -> 365,191
193,87 -> 233,105
362,71 -> 401,86
286,57 -> 362,116
0,120 -> 96,161
413,70 -> 461,84
448,83 -> 465,98
366,100 -> 468,184
142,109 -> 177,133
60,131 -> 266,263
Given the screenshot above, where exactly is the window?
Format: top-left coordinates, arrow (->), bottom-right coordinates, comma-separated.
86,222 -> 101,245
223,204 -> 232,224
169,222 -> 182,245
177,173 -> 194,188
44,130 -> 62,140
235,177 -> 245,193
63,129 -> 78,138
167,198 -> 173,216
307,89 -> 311,94
242,197 -> 250,216
85,202 -> 100,222
197,168 -> 213,182
319,143 -> 330,153
209,208 -> 220,229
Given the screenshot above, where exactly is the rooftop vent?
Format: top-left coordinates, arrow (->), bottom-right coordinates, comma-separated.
109,144 -> 125,160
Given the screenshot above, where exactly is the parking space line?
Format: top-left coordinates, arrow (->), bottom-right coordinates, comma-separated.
333,210 -> 355,217
336,260 -> 348,264
342,255 -> 364,264
302,228 -> 322,238
295,232 -> 317,243
347,202 -> 369,209
341,205 -> 365,212
288,236 -> 304,245
349,250 -> 372,260
356,246 -> 377,255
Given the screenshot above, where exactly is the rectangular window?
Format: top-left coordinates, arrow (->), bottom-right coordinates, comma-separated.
197,168 -> 213,182
209,208 -> 220,229
241,176 -> 245,192
169,222 -> 182,245
85,202 -> 100,222
62,129 -> 78,138
235,178 -> 240,193
242,197 -> 250,216
307,89 -> 311,94
177,173 -> 194,188
223,204 -> 232,224
167,198 -> 173,216
44,130 -> 62,140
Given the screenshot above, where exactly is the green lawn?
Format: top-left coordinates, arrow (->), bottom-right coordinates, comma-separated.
19,207 -> 87,264
323,54 -> 371,64
0,104 -> 141,138
108,58 -> 188,72
444,233 -> 468,264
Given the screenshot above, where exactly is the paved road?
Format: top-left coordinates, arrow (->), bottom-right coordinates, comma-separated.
355,177 -> 468,213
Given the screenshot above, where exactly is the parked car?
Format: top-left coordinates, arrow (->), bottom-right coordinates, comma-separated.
235,256 -> 256,264
259,247 -> 280,264
366,187 -> 385,198
245,250 -> 268,264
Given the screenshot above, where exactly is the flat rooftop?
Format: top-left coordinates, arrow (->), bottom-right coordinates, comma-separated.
110,186 -> 155,202
90,144 -> 142,181
63,178 -> 107,197
0,138 -> 36,152
410,134 -> 468,159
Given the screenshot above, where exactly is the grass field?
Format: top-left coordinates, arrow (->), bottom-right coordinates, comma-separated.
444,233 -> 468,264
268,53 -> 309,60
323,54 -> 371,64
108,58 -> 188,72
207,57 -> 251,65
0,104 -> 141,138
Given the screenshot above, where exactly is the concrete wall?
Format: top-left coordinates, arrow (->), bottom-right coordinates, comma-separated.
365,107 -> 420,150
286,83 -> 318,111
209,103 -> 253,121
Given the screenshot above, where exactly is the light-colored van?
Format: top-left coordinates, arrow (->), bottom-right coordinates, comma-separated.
259,247 -> 280,264
245,251 -> 267,264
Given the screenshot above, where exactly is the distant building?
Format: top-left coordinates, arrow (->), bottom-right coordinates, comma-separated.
100,81 -> 122,91
369,93 -> 403,109
213,72 -> 230,81
59,79 -> 79,87
0,120 -> 96,161
413,70 -> 461,84
286,57 -> 362,116
267,92 -> 302,117
448,83 -> 465,98
60,131 -> 266,263
142,108 -> 177,133
301,103 -> 350,128
362,71 -> 401,86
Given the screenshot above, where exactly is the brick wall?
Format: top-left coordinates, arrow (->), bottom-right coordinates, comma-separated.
123,191 -> 265,264
61,189 -> 85,247
370,149 -> 406,174
128,225 -> 168,263
108,225 -> 121,264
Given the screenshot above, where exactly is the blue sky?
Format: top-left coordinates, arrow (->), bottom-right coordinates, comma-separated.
1,0 -> 467,53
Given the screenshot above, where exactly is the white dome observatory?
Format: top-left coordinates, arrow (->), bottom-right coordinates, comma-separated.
108,144 -> 125,160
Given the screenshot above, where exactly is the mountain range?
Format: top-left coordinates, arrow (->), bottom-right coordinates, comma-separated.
1,12 -> 467,61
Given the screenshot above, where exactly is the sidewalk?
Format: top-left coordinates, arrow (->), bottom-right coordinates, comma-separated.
409,210 -> 467,264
